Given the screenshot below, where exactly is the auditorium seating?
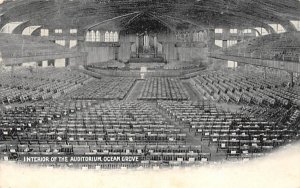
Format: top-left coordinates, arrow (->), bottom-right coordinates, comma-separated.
65,77 -> 136,100
138,78 -> 189,100
0,66 -> 299,169
0,33 -> 77,58
0,68 -> 91,104
157,100 -> 299,159
190,70 -> 300,106
0,100 -> 212,168
223,32 -> 300,62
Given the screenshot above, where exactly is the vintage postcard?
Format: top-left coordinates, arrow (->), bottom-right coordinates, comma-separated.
0,0 -> 299,187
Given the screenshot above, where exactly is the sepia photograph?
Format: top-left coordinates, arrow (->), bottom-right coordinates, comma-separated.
0,0 -> 299,187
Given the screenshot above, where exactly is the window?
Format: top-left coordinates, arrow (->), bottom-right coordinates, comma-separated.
0,22 -> 23,33
54,58 -> 66,68
215,28 -> 223,34
55,40 -> 66,46
198,31 -> 207,42
113,31 -> 118,42
291,20 -> 300,31
215,40 -> 223,47
228,40 -> 237,47
85,31 -> 91,41
86,30 -> 118,42
41,29 -> 49,36
175,32 -> 179,40
96,31 -> 100,42
54,29 -> 63,34
255,27 -> 269,36
70,29 -> 77,34
91,30 -> 95,42
104,31 -> 110,42
230,29 -> 238,34
269,24 -> 285,33
22,26 -> 41,36
192,32 -> 198,42
228,61 -> 238,68
243,29 -> 252,34
109,31 -> 114,42
70,40 -> 77,48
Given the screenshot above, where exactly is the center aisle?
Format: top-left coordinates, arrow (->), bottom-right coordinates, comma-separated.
125,80 -> 145,101
182,80 -> 205,101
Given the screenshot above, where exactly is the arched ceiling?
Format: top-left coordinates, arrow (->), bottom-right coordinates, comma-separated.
0,0 -> 300,32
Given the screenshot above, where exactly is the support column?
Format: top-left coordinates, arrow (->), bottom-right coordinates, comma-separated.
222,28 -> 230,50
0,52 -> 3,70
222,40 -> 228,49
290,72 -> 294,88
154,34 -> 157,58
136,33 -> 139,58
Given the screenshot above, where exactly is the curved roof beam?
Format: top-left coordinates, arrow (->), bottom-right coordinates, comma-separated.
121,12 -> 145,28
1,0 -> 299,31
146,13 -> 177,32
84,12 -> 140,31
171,3 -> 284,27
158,14 -> 205,30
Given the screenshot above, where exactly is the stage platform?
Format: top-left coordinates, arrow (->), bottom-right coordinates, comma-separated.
129,53 -> 165,63
127,62 -> 166,69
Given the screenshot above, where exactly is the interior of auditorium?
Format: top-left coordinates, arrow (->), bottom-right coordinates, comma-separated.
0,0 -> 299,170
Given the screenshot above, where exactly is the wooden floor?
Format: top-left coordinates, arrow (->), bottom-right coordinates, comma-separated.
125,80 -> 145,101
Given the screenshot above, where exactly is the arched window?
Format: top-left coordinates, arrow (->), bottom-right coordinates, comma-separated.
193,32 -> 198,42
180,32 -> 184,41
22,26 -> 41,36
269,24 -> 285,33
255,27 -> 269,36
0,22 -> 23,33
104,31 -> 110,42
109,31 -> 114,42
85,31 -> 91,41
198,31 -> 203,42
113,32 -> 118,42
291,20 -> 300,31
91,30 -> 96,42
96,31 -> 100,42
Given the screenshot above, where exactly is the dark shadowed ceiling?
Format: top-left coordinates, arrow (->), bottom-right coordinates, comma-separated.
0,0 -> 300,32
